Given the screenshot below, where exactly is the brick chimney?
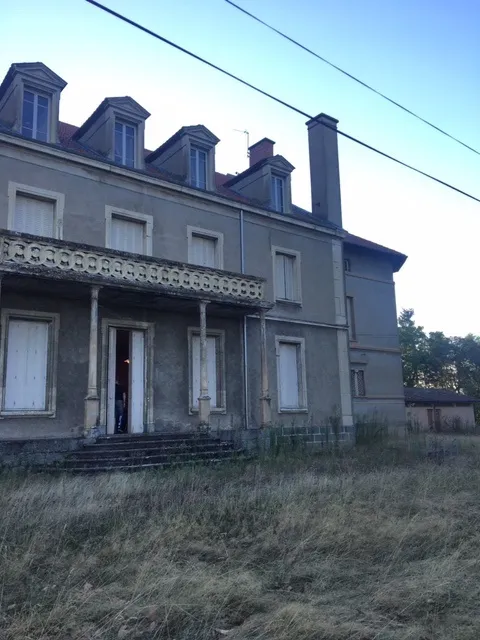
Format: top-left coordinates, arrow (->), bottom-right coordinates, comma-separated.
306,114 -> 342,228
248,137 -> 275,167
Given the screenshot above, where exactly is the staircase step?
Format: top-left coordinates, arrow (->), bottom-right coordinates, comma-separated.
63,449 -> 243,467
86,439 -> 231,451
96,433 -> 213,443
55,456 -> 250,474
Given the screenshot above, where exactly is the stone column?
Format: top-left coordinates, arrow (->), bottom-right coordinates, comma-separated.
198,300 -> 211,429
84,285 -> 101,436
259,309 -> 271,427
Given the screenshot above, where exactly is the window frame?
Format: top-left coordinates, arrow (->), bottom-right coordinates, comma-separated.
275,335 -> 308,413
22,87 -> 50,142
272,246 -> 302,305
105,206 -> 153,256
350,368 -> 366,397
7,182 -> 64,239
187,226 -> 224,269
271,174 -> 286,213
114,119 -> 137,168
189,145 -> 208,189
344,258 -> 351,272
187,327 -> 226,414
346,296 -> 356,341
0,309 -> 60,417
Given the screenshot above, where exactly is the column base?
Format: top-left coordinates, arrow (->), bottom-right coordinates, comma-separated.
198,395 -> 211,431
84,396 -> 100,437
260,395 -> 272,428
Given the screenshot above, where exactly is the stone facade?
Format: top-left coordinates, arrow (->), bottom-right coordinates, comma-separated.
0,60 -> 407,453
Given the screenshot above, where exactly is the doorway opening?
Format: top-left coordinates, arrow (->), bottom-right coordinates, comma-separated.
107,326 -> 145,435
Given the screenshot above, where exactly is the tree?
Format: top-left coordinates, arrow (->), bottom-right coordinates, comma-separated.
398,309 -> 428,387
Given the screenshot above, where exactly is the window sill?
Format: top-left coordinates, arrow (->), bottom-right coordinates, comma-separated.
0,410 -> 56,419
278,408 -> 308,414
189,408 -> 227,416
275,299 -> 302,307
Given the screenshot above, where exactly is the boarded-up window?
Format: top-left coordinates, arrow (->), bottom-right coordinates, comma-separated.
111,216 -> 145,254
190,333 -> 224,410
4,319 -> 49,411
14,195 -> 54,237
275,252 -> 297,301
191,234 -> 217,268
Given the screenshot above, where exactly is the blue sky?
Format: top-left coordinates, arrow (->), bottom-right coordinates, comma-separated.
2,0 -> 479,336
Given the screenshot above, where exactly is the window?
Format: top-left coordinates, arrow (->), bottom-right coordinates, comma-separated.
114,120 -> 136,167
271,175 -> 285,212
187,227 -> 224,269
190,146 -> 207,189
22,89 -> 49,141
0,310 -> 59,416
105,207 -> 153,255
8,183 -> 64,239
350,369 -> 366,397
273,247 -> 301,303
346,296 -> 356,341
344,258 -> 351,272
276,337 -> 307,412
188,329 -> 225,412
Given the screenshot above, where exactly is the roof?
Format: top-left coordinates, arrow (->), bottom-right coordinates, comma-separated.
145,125 -> 219,164
404,388 -> 479,404
2,118 -> 405,267
224,154 -> 295,187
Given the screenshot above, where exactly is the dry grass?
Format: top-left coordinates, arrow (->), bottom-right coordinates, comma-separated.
2,435 -> 480,639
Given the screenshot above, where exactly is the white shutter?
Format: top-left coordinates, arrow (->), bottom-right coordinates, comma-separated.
130,330 -> 145,432
275,253 -> 286,298
191,334 -> 217,408
191,235 -> 216,267
4,319 -> 49,411
14,195 -> 54,237
111,217 -> 145,254
284,255 -> 295,300
278,342 -> 299,409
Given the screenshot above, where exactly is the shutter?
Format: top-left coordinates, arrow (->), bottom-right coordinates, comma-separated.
191,334 -> 217,408
278,343 -> 299,409
275,253 -> 286,299
14,195 -> 54,237
4,319 -> 49,411
130,330 -> 145,433
191,235 -> 216,267
284,255 -> 295,300
111,217 -> 145,254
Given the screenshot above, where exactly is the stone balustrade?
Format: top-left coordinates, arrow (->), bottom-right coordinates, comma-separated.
0,232 -> 265,303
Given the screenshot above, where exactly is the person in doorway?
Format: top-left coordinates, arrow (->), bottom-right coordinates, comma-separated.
115,380 -> 127,434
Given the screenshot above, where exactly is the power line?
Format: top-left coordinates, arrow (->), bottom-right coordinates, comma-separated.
84,0 -> 480,205
225,0 -> 480,158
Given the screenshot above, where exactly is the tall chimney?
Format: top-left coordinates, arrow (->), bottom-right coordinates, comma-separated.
248,137 -> 275,167
306,114 -> 342,228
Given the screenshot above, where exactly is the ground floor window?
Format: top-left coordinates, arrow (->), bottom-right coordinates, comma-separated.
275,336 -> 307,412
0,310 -> 59,415
351,369 -> 366,397
188,328 -> 225,412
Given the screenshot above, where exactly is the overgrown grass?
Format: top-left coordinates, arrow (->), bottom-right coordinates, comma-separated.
2,435 -> 480,639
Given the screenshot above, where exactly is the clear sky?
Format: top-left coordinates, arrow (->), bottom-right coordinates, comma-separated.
2,0 -> 479,337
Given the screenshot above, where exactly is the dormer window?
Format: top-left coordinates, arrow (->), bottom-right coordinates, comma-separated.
271,175 -> 285,213
22,89 -> 49,141
190,146 -> 207,189
114,120 -> 136,168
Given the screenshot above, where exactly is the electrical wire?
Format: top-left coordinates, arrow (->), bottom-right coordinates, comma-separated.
84,0 -> 480,205
225,0 -> 480,158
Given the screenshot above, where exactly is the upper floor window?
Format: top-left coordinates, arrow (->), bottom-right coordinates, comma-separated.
22,89 -> 49,141
187,226 -> 224,269
8,182 -> 65,239
190,146 -> 207,189
346,296 -> 356,341
344,258 -> 351,272
273,247 -> 301,304
271,175 -> 285,213
114,120 -> 136,167
105,207 -> 153,256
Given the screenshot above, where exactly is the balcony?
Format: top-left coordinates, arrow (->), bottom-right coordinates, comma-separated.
0,231 -> 268,309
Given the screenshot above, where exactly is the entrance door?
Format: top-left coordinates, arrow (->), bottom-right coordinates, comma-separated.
107,327 -> 145,435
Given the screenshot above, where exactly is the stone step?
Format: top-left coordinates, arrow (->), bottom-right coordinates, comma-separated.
74,443 -> 234,459
65,449 -> 242,467
86,439 -> 231,451
55,454 -> 248,474
96,433 -> 213,444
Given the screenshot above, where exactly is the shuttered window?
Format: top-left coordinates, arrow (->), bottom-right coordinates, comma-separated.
4,319 -> 49,411
14,195 -> 54,237
277,339 -> 306,411
191,234 -> 217,268
351,369 -> 366,397
111,216 -> 145,254
275,252 -> 297,301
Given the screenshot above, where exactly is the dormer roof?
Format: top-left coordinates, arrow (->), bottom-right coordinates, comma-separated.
224,154 -> 295,187
0,62 -> 66,102
73,96 -> 150,140
145,125 -> 219,163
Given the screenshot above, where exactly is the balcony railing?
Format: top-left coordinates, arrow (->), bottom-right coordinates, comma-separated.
0,231 -> 266,304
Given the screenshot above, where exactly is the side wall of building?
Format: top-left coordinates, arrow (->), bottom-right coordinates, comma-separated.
406,404 -> 476,430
